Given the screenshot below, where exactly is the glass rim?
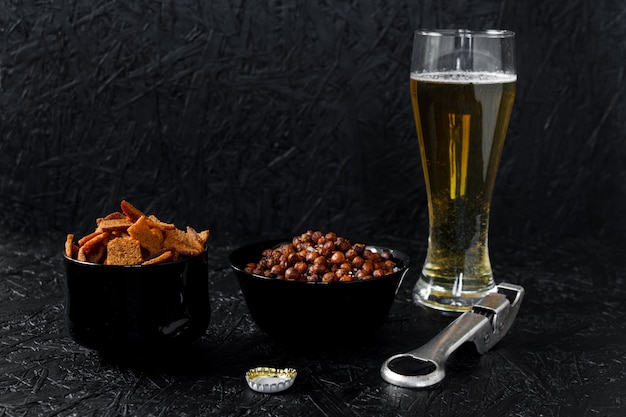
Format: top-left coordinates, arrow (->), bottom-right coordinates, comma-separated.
415,29 -> 515,38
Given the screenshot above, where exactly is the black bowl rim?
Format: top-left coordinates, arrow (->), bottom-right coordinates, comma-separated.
63,246 -> 207,269
229,238 -> 410,285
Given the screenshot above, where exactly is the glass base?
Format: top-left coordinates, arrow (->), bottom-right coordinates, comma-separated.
412,275 -> 497,313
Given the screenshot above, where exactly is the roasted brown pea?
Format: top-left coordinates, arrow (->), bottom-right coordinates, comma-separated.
351,255 -> 364,269
335,269 -> 348,280
294,261 -> 308,274
370,251 -> 383,262
307,274 -> 320,282
330,251 -> 345,265
245,231 -> 398,282
285,267 -> 300,280
322,272 -> 336,282
317,245 -> 331,257
309,262 -> 327,275
288,253 -> 304,265
336,237 -> 351,252
311,230 -> 323,243
355,270 -> 368,279
270,264 -> 284,275
305,251 -> 319,263
373,269 -> 385,278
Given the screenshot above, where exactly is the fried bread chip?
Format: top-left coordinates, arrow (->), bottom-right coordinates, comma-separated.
77,232 -> 110,263
142,250 -> 176,265
98,218 -> 134,232
163,228 -> 204,256
106,236 -> 144,265
66,201 -> 210,265
128,215 -> 164,255
65,234 -> 77,258
120,200 -> 145,222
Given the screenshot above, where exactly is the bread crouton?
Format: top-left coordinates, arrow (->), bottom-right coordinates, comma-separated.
106,236 -> 144,265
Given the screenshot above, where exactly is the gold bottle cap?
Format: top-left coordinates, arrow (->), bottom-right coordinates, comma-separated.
245,367 -> 297,393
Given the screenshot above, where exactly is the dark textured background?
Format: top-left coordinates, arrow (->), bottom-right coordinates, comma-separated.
1,2 -> 626,416
1,0 -> 625,248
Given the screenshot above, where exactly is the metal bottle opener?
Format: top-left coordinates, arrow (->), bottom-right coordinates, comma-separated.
381,283 -> 524,388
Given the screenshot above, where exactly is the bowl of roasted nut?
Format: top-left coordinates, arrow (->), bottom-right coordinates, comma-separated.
63,200 -> 211,352
229,231 -> 410,343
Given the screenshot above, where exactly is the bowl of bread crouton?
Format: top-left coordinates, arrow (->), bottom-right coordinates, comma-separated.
63,200 -> 211,352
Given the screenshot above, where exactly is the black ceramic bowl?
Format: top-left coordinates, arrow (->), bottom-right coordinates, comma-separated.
229,239 -> 410,343
63,250 -> 210,352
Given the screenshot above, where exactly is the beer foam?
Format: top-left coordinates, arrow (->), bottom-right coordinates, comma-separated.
411,71 -> 516,83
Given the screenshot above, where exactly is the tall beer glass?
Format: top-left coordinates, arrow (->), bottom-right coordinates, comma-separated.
411,29 -> 516,312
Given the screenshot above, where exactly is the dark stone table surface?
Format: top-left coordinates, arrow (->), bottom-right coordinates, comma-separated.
1,231 -> 624,416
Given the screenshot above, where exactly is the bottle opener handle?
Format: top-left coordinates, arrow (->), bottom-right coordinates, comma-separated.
380,283 -> 524,388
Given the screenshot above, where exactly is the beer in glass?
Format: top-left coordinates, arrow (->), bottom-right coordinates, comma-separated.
411,29 -> 516,311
